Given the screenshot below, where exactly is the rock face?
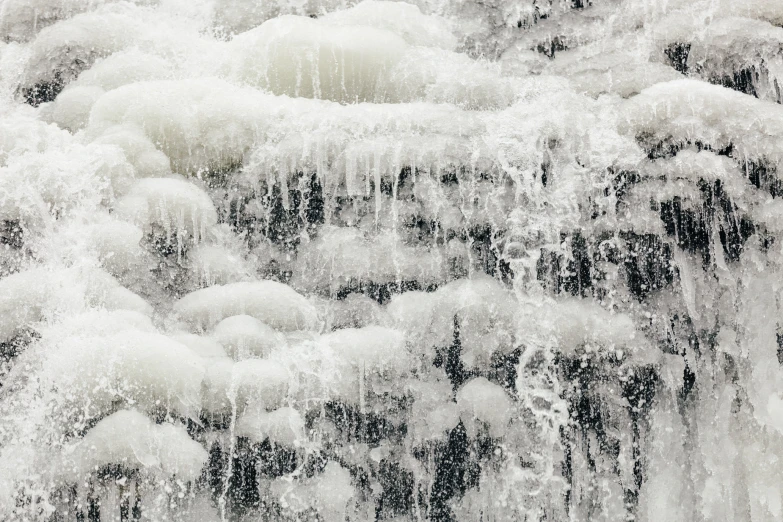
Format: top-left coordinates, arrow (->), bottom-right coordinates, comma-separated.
2,0 -> 783,521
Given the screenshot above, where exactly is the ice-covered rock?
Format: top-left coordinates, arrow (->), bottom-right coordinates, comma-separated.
236,406 -> 306,447
174,280 -> 320,332
115,177 -> 218,245
212,314 -> 287,359
202,357 -> 290,414
63,409 -> 207,482
456,377 -> 512,438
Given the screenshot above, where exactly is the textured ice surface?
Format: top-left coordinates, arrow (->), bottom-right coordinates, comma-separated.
2,0 -> 783,521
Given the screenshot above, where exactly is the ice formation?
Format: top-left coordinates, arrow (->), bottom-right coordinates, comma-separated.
2,0 -> 783,521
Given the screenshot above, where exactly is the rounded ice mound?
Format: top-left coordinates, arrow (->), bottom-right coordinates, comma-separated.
202,358 -> 290,414
73,48 -> 174,91
0,141 -> 135,225
90,124 -> 171,178
0,107 -> 73,166
227,15 -> 408,103
323,325 -> 408,369
212,314 -> 287,360
270,461 -> 355,522
172,333 -> 227,358
115,177 -> 218,244
80,216 -> 145,276
186,238 -> 254,288
0,0 -> 155,42
20,7 -> 142,104
321,1 -> 456,50
46,85 -> 105,131
63,409 -> 208,482
294,226 -> 446,292
520,298 -> 644,356
387,275 -> 517,367
622,79 -> 783,168
52,331 -> 206,418
173,280 -> 320,332
210,0 -> 348,35
407,379 -> 460,442
236,406 -> 306,447
88,78 -> 266,174
384,47 -> 518,109
320,325 -> 410,405
46,50 -> 174,131
0,266 -> 151,343
456,377 -> 512,438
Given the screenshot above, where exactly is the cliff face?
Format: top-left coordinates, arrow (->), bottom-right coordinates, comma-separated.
1,1 -> 783,521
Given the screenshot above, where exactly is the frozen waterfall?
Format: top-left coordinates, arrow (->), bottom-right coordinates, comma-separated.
2,0 -> 783,520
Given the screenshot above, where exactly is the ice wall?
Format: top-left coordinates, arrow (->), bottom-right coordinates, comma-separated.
2,0 -> 783,521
